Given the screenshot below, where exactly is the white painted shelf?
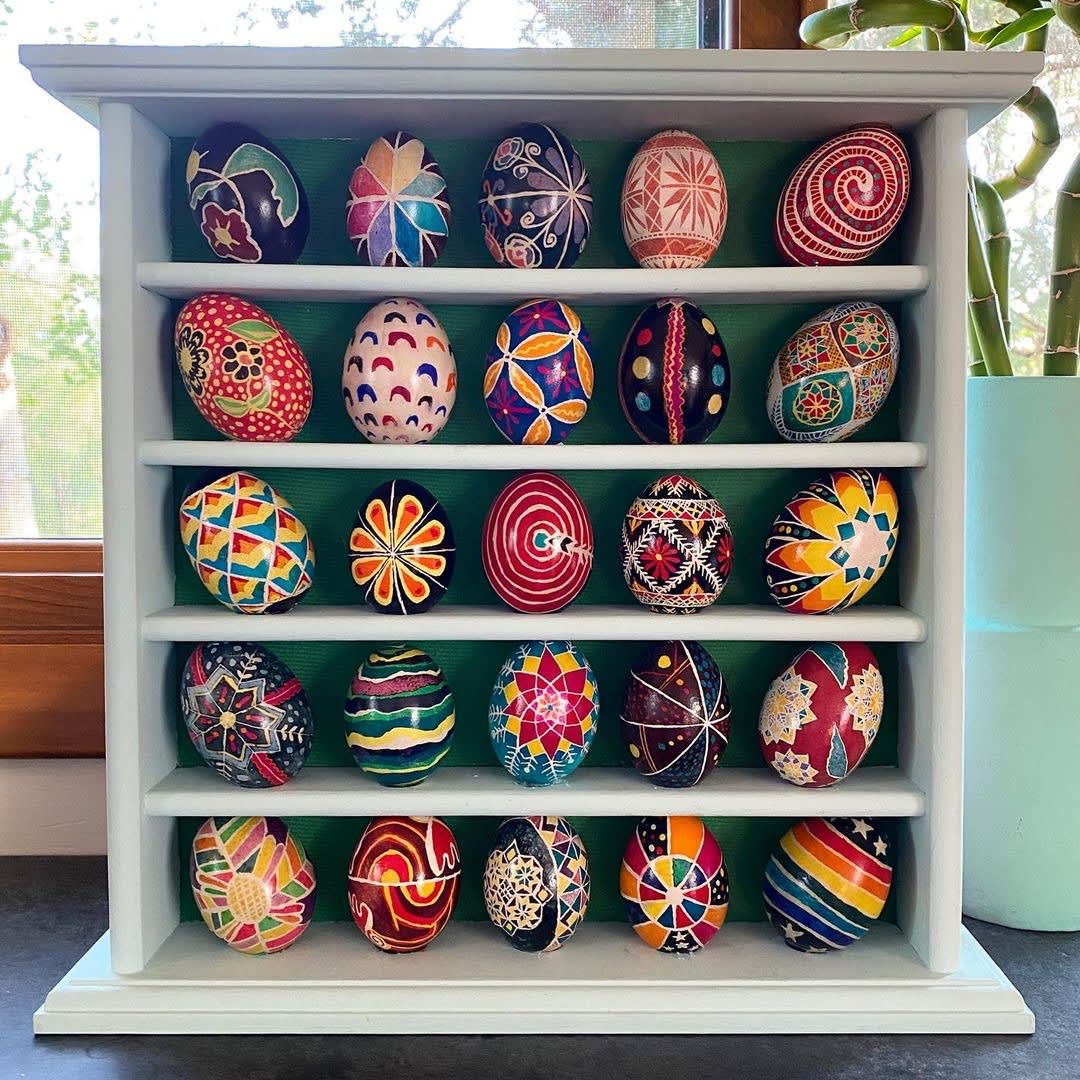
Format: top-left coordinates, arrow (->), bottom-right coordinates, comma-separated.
137,262 -> 930,305
36,924 -> 1032,1034
144,766 -> 926,819
140,439 -> 929,471
143,604 -> 927,644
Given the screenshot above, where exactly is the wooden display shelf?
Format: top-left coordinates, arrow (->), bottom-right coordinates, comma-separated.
144,765 -> 927,818
141,604 -> 928,644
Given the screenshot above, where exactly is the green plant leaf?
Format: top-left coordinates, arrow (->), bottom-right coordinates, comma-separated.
220,142 -> 299,227
213,395 -> 251,417
227,318 -> 280,344
888,26 -> 923,47
188,178 -> 221,209
985,8 -> 1054,48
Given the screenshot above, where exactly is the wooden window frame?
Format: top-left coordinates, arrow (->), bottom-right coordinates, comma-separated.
728,1 -> 825,49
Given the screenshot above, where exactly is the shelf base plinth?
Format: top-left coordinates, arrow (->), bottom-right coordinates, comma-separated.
35,923 -> 1032,1035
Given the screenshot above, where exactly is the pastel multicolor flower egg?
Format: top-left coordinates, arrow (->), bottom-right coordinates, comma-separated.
175,293 -> 312,442
763,817 -> 893,952
484,815 -> 591,953
763,468 -> 898,615
620,474 -> 733,614
342,298 -> 457,444
349,478 -> 455,616
344,644 -> 455,786
482,472 -> 593,613
178,471 -> 315,614
187,122 -> 309,264
621,640 -> 731,788
488,640 -> 599,786
620,815 -> 729,953
181,642 -> 313,787
621,129 -> 727,269
617,299 -> 730,444
348,816 -> 461,953
346,131 -> 451,267
478,122 -> 592,269
190,816 -> 316,954
767,301 -> 899,443
758,642 -> 883,787
483,299 -> 593,445
775,125 -> 911,267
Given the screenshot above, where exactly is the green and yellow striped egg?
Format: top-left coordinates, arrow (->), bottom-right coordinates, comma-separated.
344,645 -> 455,786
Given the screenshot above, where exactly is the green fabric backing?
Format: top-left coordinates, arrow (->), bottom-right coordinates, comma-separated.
170,132 -> 905,927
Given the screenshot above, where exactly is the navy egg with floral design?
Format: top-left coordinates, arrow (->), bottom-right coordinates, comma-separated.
478,123 -> 592,269
187,122 -> 310,264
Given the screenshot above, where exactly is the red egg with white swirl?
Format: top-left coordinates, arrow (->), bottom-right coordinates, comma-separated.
775,125 -> 911,267
342,297 -> 457,443
347,815 -> 461,953
482,472 -> 594,613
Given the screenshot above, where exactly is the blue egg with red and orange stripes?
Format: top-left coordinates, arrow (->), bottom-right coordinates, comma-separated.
762,816 -> 893,953
342,297 -> 457,443
180,642 -> 313,788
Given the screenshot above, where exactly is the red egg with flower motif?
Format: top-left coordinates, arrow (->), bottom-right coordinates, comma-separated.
175,293 -> 312,442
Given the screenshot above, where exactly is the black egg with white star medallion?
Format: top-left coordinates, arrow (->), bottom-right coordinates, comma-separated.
762,816 -> 894,953
181,642 -> 313,787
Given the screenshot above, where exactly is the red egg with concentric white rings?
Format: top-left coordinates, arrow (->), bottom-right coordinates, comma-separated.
482,472 -> 594,613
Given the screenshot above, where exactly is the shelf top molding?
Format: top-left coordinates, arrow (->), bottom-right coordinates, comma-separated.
143,604 -> 926,643
137,263 -> 930,305
21,45 -> 1040,140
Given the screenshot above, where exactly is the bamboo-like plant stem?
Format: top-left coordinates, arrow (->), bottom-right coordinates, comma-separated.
968,184 -> 1013,375
1052,0 -> 1080,35
800,0 -> 966,48
969,310 -> 988,376
1006,0 -> 1052,51
991,86 -> 1060,201
973,175 -> 1012,343
1043,151 -> 1080,375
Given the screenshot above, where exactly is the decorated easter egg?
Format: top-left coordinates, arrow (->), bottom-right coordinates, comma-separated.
179,471 -> 315,614
620,815 -> 729,953
347,816 -> 461,953
346,131 -> 451,267
621,640 -> 731,788
484,815 -> 591,953
342,298 -> 457,444
349,478 -> 455,615
758,642 -> 883,787
174,293 -> 312,442
190,816 -> 316,954
344,644 -> 455,786
482,472 -> 593,613
767,302 -> 899,444
187,122 -> 309,264
775,125 -> 911,267
620,474 -> 733,614
478,122 -> 592,269
621,129 -> 727,269
764,468 -> 898,615
488,640 -> 599,786
483,299 -> 593,445
181,642 -> 313,787
763,816 -> 893,952
617,299 -> 730,444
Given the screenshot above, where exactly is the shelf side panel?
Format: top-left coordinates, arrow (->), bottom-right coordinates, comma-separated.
99,102 -> 178,975
896,107 -> 969,974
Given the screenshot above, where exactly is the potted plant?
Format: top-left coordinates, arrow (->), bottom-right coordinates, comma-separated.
802,0 -> 1080,931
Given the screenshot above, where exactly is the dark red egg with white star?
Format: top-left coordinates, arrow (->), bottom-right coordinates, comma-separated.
174,293 -> 312,441
180,642 -> 313,787
758,642 -> 883,788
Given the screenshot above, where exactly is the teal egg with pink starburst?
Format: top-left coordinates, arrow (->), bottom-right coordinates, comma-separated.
483,300 -> 594,446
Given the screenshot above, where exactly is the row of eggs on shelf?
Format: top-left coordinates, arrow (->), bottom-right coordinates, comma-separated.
175,293 -> 901,447
183,638 -> 885,791
191,813 -> 894,957
179,468 -> 900,617
187,121 -> 912,270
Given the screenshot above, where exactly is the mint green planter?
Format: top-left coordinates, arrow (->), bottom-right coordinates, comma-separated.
965,377 -> 1080,930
